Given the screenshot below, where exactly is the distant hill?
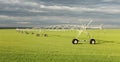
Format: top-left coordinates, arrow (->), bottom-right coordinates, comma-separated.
0,27 -> 32,29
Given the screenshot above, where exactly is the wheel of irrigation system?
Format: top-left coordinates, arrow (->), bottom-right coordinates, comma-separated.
72,39 -> 79,44
90,39 -> 96,44
36,34 -> 40,37
31,32 -> 34,34
44,34 -> 48,37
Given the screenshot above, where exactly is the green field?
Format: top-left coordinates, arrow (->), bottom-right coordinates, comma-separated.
0,29 -> 120,62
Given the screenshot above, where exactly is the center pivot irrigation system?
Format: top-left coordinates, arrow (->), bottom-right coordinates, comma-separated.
16,20 -> 102,44
72,20 -> 96,44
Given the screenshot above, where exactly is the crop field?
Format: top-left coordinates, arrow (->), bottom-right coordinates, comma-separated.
0,29 -> 120,62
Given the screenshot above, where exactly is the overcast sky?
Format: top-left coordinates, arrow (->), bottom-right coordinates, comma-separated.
0,0 -> 120,28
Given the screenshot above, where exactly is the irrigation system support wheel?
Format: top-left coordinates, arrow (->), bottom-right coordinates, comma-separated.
44,34 -> 48,37
31,32 -> 34,34
90,39 -> 96,44
72,39 -> 79,44
36,34 -> 40,37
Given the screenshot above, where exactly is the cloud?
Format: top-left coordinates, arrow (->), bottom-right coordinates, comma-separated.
28,9 -> 47,13
0,0 -> 46,14
40,5 -> 76,10
0,0 -> 20,4
102,0 -> 120,2
102,0 -> 114,2
1,0 -> 120,15
1,0 -> 120,17
0,0 -> 120,28
1,15 -> 78,23
0,15 -> 31,21
16,22 -> 31,24
39,4 -> 120,14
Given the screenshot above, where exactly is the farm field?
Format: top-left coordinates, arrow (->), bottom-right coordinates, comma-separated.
0,29 -> 120,62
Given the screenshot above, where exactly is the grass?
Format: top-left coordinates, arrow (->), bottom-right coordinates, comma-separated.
0,29 -> 120,62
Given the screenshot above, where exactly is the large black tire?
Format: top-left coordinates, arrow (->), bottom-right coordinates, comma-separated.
72,39 -> 79,44
36,34 -> 40,37
44,34 -> 48,37
31,32 -> 34,34
90,39 -> 96,44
